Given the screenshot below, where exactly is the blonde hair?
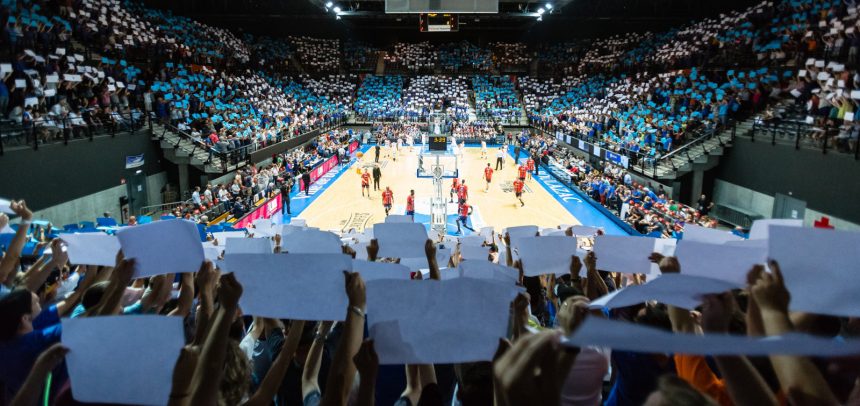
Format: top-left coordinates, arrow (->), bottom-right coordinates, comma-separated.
218,340 -> 251,406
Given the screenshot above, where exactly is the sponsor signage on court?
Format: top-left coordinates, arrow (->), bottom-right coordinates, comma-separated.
233,193 -> 283,229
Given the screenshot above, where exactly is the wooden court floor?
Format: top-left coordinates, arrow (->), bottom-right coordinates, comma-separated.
296,146 -> 581,233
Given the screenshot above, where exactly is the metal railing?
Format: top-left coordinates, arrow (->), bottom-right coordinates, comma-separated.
748,118 -> 860,159
0,110 -> 146,155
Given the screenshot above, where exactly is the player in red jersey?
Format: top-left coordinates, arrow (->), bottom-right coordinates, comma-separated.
483,163 -> 494,192
361,169 -> 370,198
455,201 -> 475,234
526,157 -> 535,180
458,180 -> 469,203
513,178 -> 525,207
449,178 -> 460,203
517,164 -> 528,182
382,186 -> 393,216
406,190 -> 415,220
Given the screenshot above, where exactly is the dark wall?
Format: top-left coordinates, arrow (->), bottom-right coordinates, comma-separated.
715,138 -> 860,223
0,135 -> 165,211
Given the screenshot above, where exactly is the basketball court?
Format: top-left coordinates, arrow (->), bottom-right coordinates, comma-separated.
285,143 -> 583,235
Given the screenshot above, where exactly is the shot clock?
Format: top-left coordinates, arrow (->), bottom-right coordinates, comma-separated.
429,135 -> 448,151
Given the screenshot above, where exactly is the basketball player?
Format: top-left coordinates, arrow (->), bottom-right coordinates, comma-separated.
526,156 -> 535,181
406,190 -> 415,220
382,186 -> 393,216
513,177 -> 525,207
361,169 -> 371,198
458,179 -> 469,203
456,201 -> 475,234
484,163 -> 494,192
480,140 -> 487,159
450,178 -> 460,203
517,163 -> 528,184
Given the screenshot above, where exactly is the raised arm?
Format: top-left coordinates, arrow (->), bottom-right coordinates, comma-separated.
583,252 -> 608,301
0,200 -> 33,284
87,258 -> 134,317
168,272 -> 195,318
353,340 -> 379,406
701,293 -> 777,406
302,321 -> 335,400
425,239 -> 441,281
192,262 -> 218,346
10,344 -> 69,406
320,272 -> 366,406
189,273 -> 243,406
750,260 -> 839,405
244,320 -> 307,406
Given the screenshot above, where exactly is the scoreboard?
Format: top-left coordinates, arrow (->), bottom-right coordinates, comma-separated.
419,13 -> 459,32
429,135 -> 448,151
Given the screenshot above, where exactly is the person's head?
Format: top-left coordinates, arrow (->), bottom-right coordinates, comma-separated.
410,189 -> 414,196
487,163 -> 490,167
643,375 -> 718,406
219,339 -> 251,406
0,289 -> 41,340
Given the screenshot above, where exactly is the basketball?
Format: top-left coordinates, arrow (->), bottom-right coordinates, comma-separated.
357,152 -> 364,158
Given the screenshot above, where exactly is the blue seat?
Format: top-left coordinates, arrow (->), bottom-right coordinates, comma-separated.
160,215 -> 176,221
96,218 -> 118,227
196,223 -> 208,242
63,223 -> 80,231
208,224 -> 224,233
80,221 -> 95,229
138,216 -> 153,224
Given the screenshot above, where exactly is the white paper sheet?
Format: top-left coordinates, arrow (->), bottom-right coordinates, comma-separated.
373,223 -> 428,258
769,226 -> 860,317
281,229 -> 342,254
517,236 -> 581,276
457,261 -> 519,284
62,316 -> 184,405
566,317 -> 860,356
61,233 -> 120,266
675,240 -> 765,286
384,214 -> 413,223
352,259 -> 412,281
212,231 -> 246,245
251,219 -> 277,237
116,219 -> 205,277
225,237 -> 272,255
366,278 -> 519,364
748,219 -> 803,240
459,244 -> 491,261
592,235 -> 658,274
589,274 -> 738,310
571,225 -> 601,237
0,198 -> 13,214
682,224 -> 743,244
225,253 -> 352,320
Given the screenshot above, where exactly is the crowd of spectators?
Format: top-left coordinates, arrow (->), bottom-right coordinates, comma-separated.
353,75 -> 404,121
491,42 -> 531,70
472,75 -> 523,123
385,42 -> 437,73
289,36 -> 340,73
438,41 -> 493,73
402,75 -> 471,121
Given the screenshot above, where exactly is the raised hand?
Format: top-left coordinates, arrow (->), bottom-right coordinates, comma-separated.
196,261 -> 217,295
218,273 -> 243,309
344,271 -> 366,309
366,239 -> 379,262
750,260 -> 790,313
9,200 -> 33,221
700,292 -> 736,333
352,339 -> 379,378
584,251 -> 597,272
493,331 -> 570,406
342,244 -> 356,259
569,255 -> 582,278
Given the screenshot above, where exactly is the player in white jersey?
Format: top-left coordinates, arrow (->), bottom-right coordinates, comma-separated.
480,140 -> 487,159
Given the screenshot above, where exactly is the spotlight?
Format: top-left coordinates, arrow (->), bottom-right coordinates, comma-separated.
545,3 -> 553,10
537,7 -> 545,15
325,1 -> 333,7
537,16 -> 543,21
336,15 -> 341,19
333,6 -> 341,12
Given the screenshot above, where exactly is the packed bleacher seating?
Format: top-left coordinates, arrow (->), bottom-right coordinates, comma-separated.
300,74 -> 358,108
472,75 -> 523,123
353,75 -> 404,121
289,36 -> 340,73
438,41 -> 493,73
385,41 -> 436,73
343,40 -> 377,72
402,75 -> 470,121
491,42 -> 531,71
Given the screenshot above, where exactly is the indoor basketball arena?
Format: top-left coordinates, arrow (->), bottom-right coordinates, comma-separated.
0,0 -> 859,405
